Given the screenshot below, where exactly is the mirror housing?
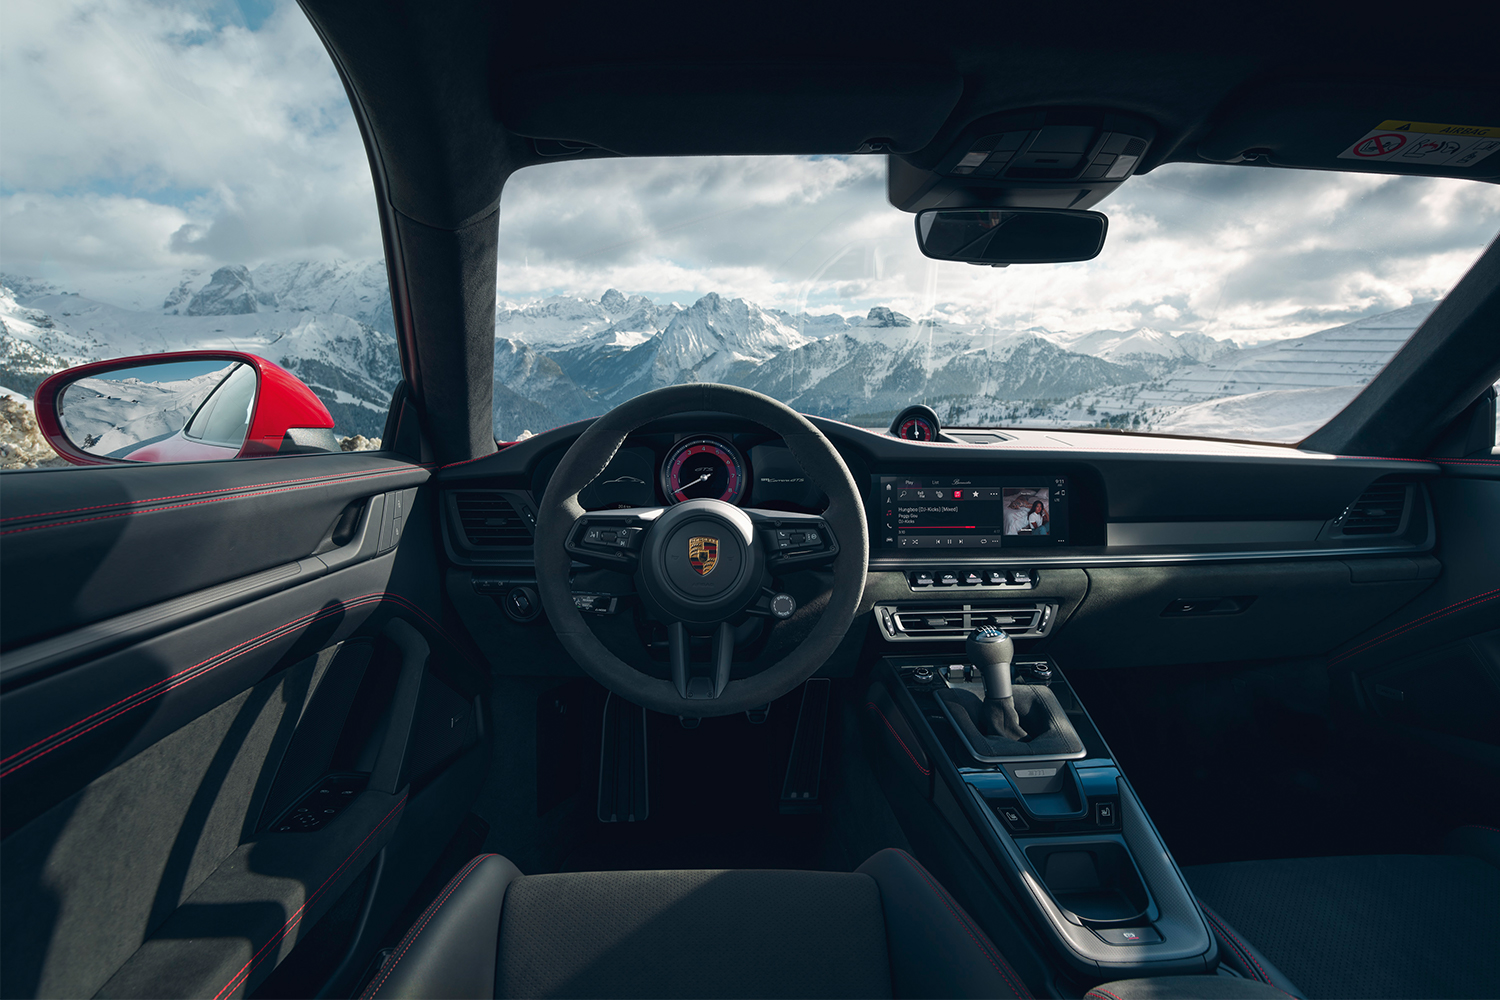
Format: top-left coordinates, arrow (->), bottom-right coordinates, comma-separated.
915,208 -> 1107,265
34,351 -> 337,466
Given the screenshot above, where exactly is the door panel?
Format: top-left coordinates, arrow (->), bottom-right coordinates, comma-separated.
0,457 -> 489,999
0,453 -> 429,649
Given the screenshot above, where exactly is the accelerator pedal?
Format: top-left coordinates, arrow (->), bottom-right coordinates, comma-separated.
597,693 -> 649,822
780,678 -> 831,814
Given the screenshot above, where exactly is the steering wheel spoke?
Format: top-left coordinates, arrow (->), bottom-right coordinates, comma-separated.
668,621 -> 735,700
744,508 -> 840,569
564,506 -> 665,569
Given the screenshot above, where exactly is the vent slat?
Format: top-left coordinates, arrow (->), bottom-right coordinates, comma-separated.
453,491 -> 532,546
1339,481 -> 1408,536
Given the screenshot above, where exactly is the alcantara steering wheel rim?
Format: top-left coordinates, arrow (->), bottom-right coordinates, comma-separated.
533,384 -> 869,717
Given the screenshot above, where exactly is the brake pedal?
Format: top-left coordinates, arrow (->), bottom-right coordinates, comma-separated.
780,679 -> 831,814
597,693 -> 649,822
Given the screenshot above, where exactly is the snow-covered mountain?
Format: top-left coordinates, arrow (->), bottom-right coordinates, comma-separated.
1,262 -> 400,438
0,257 -> 1439,447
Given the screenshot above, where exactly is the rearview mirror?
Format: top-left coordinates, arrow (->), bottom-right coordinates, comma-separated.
915,208 -> 1107,264
34,351 -> 340,465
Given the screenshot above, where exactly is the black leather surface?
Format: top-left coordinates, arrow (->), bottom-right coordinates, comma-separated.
857,848 -> 1032,999
364,854 -> 521,999
1087,977 -> 1294,999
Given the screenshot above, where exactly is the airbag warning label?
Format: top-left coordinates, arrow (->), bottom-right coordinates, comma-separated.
1338,120 -> 1500,168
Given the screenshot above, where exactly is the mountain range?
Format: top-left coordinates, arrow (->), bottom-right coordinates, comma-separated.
0,258 -> 1435,447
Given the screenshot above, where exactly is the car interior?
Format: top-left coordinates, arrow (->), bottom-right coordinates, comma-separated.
2,2 -> 1498,999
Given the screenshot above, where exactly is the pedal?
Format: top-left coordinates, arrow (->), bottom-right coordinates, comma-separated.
780,679 -> 831,814
745,703 -> 770,724
597,693 -> 649,822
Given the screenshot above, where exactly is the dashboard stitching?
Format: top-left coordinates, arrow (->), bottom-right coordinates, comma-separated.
1329,587 -> 1500,665
865,701 -> 931,775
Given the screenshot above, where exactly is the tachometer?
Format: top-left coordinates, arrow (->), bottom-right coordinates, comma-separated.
891,404 -> 941,442
663,437 -> 746,505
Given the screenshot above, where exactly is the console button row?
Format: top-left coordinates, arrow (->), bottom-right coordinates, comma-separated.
911,568 -> 1034,588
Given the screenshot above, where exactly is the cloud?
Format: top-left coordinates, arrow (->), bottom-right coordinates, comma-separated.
2,0 -> 1497,345
0,0 -> 381,298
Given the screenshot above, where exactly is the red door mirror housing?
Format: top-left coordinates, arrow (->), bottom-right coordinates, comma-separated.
33,351 -> 338,466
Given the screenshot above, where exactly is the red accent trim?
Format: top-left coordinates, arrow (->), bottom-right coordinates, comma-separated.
1328,587 -> 1500,665
865,702 -> 931,775
0,594 -> 450,778
0,466 -> 424,536
1199,901 -> 1270,984
212,793 -> 409,1000
1459,825 -> 1500,833
890,849 -> 1031,999
1086,990 -> 1125,1000
0,464 -> 425,525
360,854 -> 497,999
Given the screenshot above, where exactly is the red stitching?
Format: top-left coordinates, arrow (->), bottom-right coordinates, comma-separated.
213,794 -> 408,1000
890,849 -> 1031,999
0,594 -> 450,777
865,702 -> 931,775
1459,824 -> 1500,833
1,467 -> 425,536
0,464 -> 426,524
361,854 -> 497,998
1086,990 -> 1125,1000
1329,588 -> 1500,665
1200,903 -> 1270,984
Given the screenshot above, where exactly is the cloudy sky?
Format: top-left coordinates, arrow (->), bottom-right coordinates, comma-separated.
5,0 -> 1500,344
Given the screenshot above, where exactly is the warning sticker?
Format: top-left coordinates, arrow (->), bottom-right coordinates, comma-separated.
1338,120 -> 1500,168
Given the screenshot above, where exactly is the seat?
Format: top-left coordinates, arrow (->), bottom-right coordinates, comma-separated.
360,848 -> 1037,999
1184,826 -> 1500,1000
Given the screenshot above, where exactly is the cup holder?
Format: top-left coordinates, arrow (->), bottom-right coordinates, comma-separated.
1024,839 -> 1151,927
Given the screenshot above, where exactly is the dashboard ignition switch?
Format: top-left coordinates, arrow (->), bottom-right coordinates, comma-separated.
770,593 -> 797,619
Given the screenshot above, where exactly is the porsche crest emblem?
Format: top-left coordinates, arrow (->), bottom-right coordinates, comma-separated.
687,536 -> 719,576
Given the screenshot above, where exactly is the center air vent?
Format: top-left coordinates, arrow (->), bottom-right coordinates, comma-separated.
1336,480 -> 1411,535
448,491 -> 534,548
874,602 -> 1058,642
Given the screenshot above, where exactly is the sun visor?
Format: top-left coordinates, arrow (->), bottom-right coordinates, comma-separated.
1198,81 -> 1500,180
494,63 -> 963,156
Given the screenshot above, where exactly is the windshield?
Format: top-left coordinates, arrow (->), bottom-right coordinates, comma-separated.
493,156 -> 1500,443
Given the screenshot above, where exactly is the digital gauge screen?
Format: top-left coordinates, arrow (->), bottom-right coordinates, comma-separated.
663,438 -> 746,504
877,475 -> 1070,548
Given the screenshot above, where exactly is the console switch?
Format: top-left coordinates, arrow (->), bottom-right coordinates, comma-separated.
995,805 -> 1030,831
1096,926 -> 1162,945
1095,801 -> 1116,826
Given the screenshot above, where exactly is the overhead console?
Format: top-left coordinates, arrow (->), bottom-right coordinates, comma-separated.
888,109 -> 1156,213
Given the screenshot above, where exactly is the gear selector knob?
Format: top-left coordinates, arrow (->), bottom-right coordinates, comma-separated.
967,627 -> 1014,701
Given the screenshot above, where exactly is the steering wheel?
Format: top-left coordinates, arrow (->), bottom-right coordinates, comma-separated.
534,384 -> 868,717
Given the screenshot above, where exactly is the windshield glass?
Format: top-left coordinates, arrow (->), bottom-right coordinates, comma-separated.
493,156 -> 1500,443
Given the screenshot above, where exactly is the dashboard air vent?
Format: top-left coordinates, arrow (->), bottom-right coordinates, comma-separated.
1338,480 -> 1409,535
452,491 -> 532,546
874,601 -> 1058,642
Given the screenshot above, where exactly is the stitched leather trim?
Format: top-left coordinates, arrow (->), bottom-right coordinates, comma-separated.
212,793 -> 408,1000
0,466 -> 426,536
1329,587 -> 1500,665
890,849 -> 1031,999
1198,900 -> 1269,984
360,853 -> 498,999
865,701 -> 931,775
0,594 -> 449,779
1086,989 -> 1125,1000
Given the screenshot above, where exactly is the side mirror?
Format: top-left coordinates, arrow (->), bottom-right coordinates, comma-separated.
34,352 -> 339,465
914,207 -> 1107,265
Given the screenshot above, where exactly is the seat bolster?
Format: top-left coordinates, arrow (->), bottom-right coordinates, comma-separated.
363,854 -> 522,1000
856,848 -> 1032,999
1196,900 -> 1303,998
1445,824 -> 1500,871
1086,976 -> 1294,999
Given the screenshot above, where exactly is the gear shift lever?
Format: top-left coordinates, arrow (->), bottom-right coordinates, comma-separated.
966,627 -> 1027,740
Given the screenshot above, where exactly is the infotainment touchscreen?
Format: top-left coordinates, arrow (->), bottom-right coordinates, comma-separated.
875,476 -> 1070,548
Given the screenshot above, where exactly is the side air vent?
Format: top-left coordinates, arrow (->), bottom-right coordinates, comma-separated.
448,491 -> 535,548
1336,480 -> 1410,535
874,602 -> 1058,642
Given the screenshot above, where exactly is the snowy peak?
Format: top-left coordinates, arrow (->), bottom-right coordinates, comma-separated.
185,265 -> 277,316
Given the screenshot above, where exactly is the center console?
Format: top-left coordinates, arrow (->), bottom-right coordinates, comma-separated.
866,647 -> 1217,981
